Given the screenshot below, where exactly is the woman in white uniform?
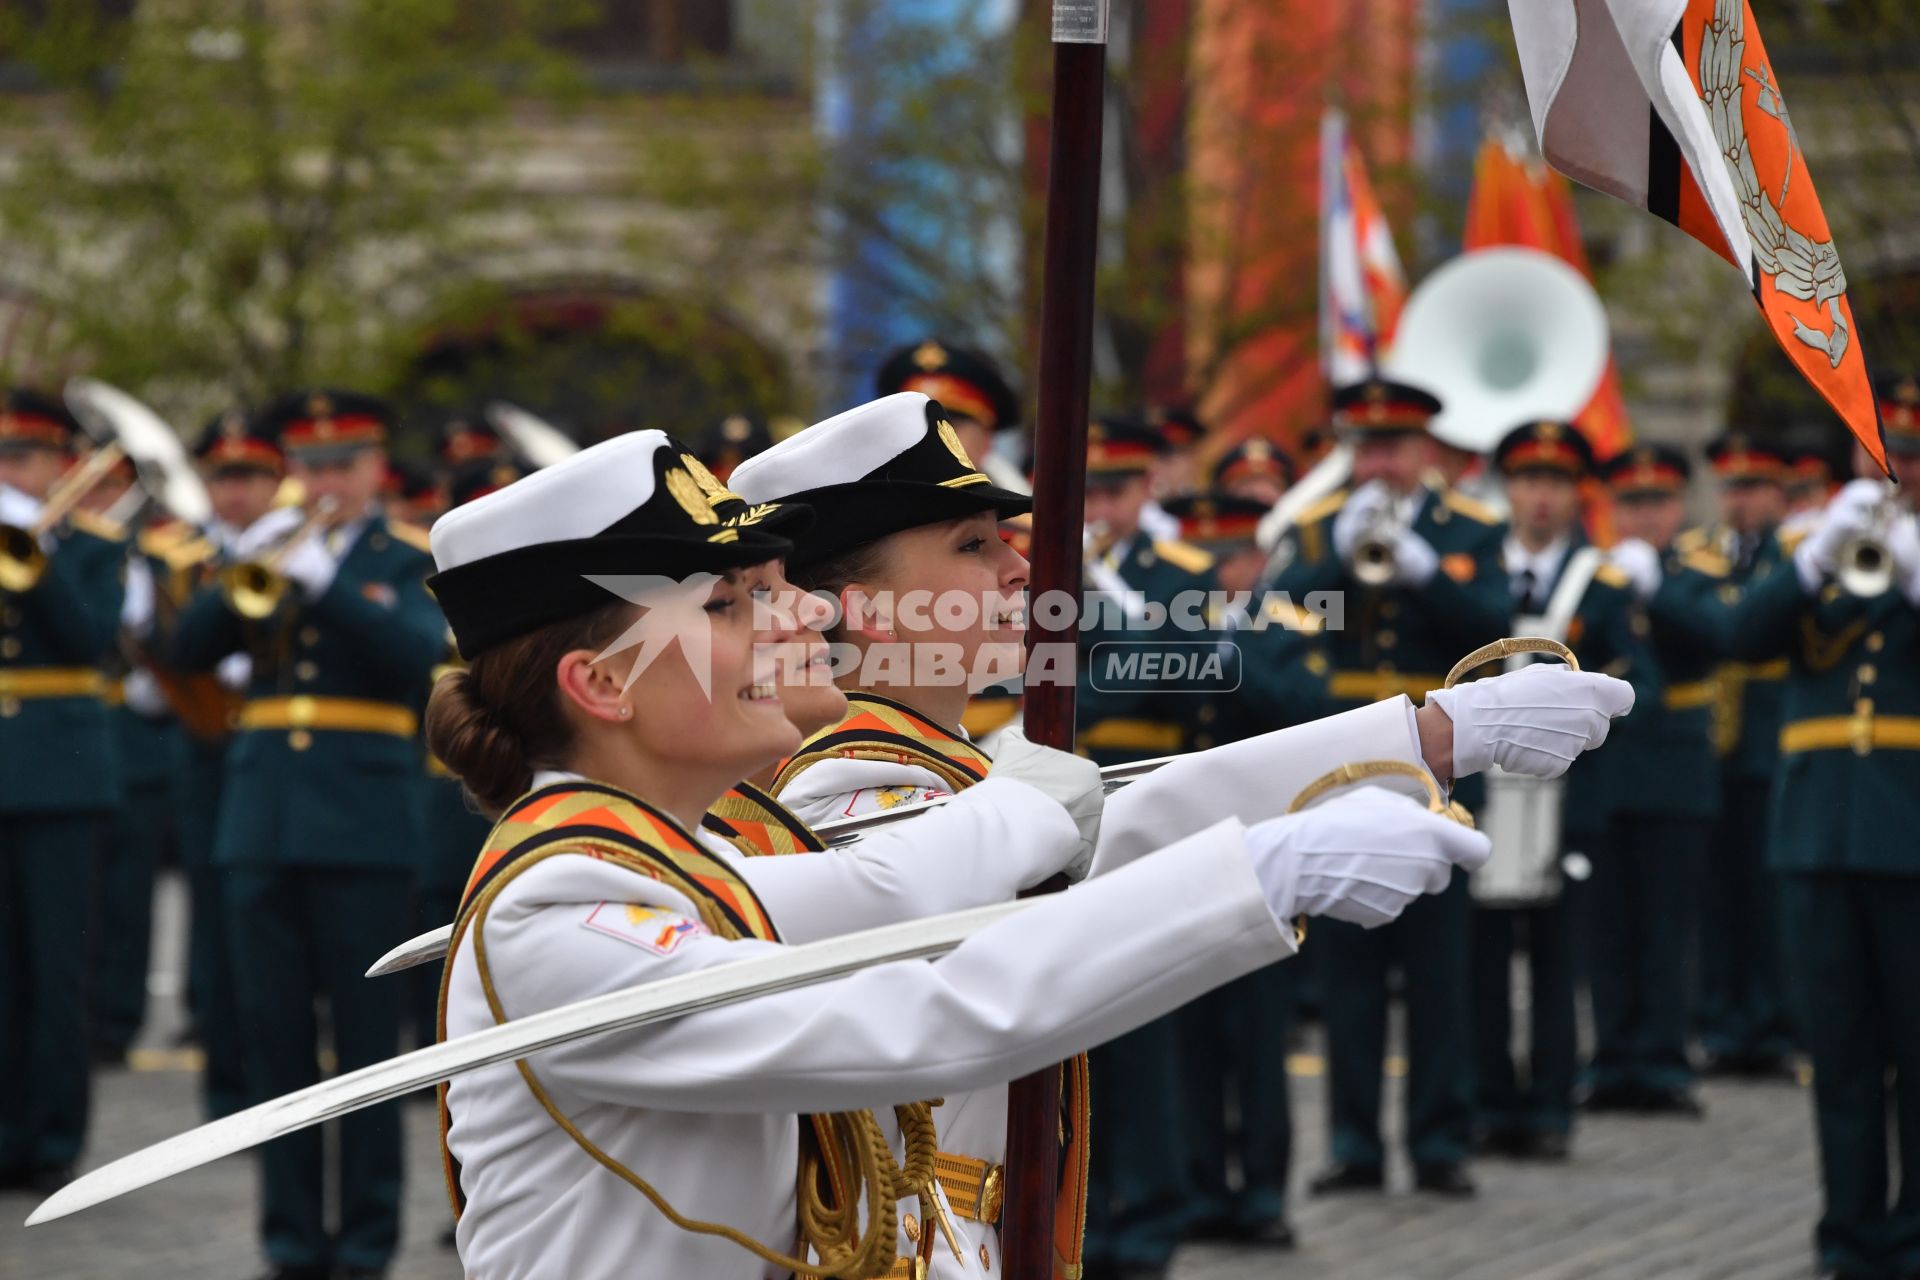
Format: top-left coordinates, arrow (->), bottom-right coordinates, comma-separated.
726,393 -> 1638,1274
424,428 -> 1501,1279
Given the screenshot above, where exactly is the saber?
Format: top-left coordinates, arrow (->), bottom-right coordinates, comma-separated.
27,900 -> 1032,1227
364,754 -> 1179,979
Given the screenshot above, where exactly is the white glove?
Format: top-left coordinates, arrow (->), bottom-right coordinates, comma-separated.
276,532 -> 340,602
1331,479 -> 1393,561
1425,663 -> 1635,778
1245,786 -> 1490,929
1796,478 -> 1886,592
1607,537 -> 1663,602
988,725 -> 1103,882
1386,526 -> 1439,586
232,505 -> 307,560
0,482 -> 43,529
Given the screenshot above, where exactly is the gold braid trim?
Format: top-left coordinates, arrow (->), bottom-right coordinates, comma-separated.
457,836 -> 932,1279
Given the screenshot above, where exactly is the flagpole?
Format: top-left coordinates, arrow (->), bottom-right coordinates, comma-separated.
1004,3 -> 1108,1277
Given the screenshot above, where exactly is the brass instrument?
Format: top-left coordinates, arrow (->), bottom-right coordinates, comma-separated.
1349,505 -> 1403,587
218,497 -> 339,619
0,443 -> 128,593
1837,483 -> 1902,598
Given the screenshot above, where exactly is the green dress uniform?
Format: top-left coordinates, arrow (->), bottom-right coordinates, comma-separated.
1726,507 -> 1920,1278
1470,525 -> 1650,1149
1696,524 -> 1796,1072
413,715 -> 489,1050
149,521 -> 251,1117
88,673 -> 176,1061
1268,477 -> 1510,1180
0,507 -> 125,1181
1076,525 -> 1221,1272
87,527 -> 193,1064
173,504 -> 441,1276
1170,496 -> 1330,1242
1583,532 -> 1729,1105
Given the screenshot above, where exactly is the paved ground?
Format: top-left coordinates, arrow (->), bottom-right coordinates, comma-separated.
0,872 -> 1824,1280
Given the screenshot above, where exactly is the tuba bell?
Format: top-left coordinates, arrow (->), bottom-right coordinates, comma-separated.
1382,247 -> 1611,458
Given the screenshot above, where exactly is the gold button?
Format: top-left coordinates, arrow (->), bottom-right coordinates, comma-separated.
299,626 -> 321,646
902,1212 -> 920,1244
295,660 -> 319,681
981,1244 -> 992,1271
288,729 -> 313,751
1859,664 -> 1877,686
0,608 -> 18,626
1377,629 -> 1398,648
0,696 -> 18,718
1867,632 -> 1885,653
0,636 -> 18,659
288,695 -> 316,725
1197,704 -> 1217,724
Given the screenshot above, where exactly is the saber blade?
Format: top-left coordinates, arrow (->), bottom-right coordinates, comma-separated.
363,754 -> 1179,978
28,899 -> 1031,1227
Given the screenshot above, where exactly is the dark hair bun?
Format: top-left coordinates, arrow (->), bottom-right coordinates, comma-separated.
425,669 -> 532,819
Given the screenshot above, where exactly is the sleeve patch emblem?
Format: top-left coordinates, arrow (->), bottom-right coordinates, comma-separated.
582,902 -> 709,956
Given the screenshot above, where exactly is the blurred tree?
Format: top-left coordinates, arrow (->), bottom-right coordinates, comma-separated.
0,0 -> 585,410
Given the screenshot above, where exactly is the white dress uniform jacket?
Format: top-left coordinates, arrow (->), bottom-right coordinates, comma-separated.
444,799 -> 1294,1277
771,694 -> 1432,1274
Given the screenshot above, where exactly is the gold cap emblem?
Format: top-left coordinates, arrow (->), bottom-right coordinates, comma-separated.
664,467 -> 719,525
679,453 -> 740,507
912,341 -> 948,372
936,418 -> 976,469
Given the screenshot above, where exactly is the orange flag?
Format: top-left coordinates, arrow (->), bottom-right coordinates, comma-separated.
1462,135 -> 1634,458
1510,0 -> 1886,471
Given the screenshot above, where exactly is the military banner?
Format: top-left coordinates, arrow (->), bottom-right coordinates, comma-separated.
1509,0 -> 1887,472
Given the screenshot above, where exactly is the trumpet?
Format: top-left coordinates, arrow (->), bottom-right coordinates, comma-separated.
1349,506 -> 1404,587
219,497 -> 339,619
1837,484 -> 1902,598
0,444 -> 127,594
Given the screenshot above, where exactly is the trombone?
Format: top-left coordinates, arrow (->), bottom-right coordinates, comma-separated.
0,444 -> 128,593
218,497 -> 339,619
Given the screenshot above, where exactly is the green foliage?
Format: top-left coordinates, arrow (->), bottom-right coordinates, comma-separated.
0,0 -> 586,415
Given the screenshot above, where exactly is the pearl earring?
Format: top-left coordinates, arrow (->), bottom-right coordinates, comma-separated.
620,705 -> 633,719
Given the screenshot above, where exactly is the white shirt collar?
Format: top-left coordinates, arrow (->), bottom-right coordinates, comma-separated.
1503,532 -> 1571,590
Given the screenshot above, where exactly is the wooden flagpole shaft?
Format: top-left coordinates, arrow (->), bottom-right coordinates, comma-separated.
1003,6 -> 1108,1277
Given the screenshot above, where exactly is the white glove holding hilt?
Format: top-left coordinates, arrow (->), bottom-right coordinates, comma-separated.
1425,663 -> 1635,779
1245,786 -> 1490,929
988,725 -> 1103,883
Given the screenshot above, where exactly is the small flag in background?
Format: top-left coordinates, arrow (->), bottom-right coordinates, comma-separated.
1320,108 -> 1408,387
1509,0 -> 1886,472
